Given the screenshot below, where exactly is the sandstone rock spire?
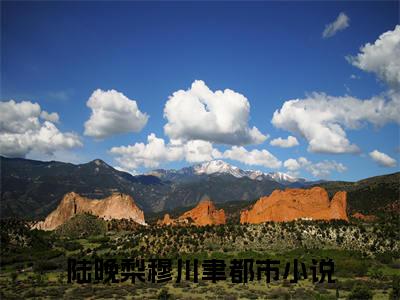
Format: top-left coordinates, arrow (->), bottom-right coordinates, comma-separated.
157,196 -> 226,226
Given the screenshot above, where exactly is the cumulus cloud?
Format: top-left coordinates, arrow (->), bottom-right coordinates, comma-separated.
184,140 -> 222,163
109,133 -> 223,171
283,158 -> 301,171
40,110 -> 60,123
271,92 -> 400,154
270,136 -> 299,148
274,26 -> 400,155
110,133 -> 282,172
109,133 -> 183,170
347,25 -> 400,88
163,80 -> 267,145
369,150 -> 397,167
0,100 -> 82,158
0,100 -> 41,133
84,89 -> 148,139
322,12 -> 350,38
307,160 -> 347,178
223,146 -> 282,169
284,157 -> 346,178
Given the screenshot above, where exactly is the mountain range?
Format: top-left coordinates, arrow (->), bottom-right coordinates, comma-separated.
148,160 -> 305,184
1,156 -> 398,220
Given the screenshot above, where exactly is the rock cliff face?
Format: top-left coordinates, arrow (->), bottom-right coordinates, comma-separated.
240,187 -> 348,224
158,198 -> 226,226
33,192 -> 146,230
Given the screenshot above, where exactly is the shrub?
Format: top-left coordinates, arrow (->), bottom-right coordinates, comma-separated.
368,268 -> 384,280
55,213 -> 106,239
88,235 -> 110,243
62,240 -> 83,251
34,260 -> 59,273
376,252 -> 393,264
348,283 -> 373,300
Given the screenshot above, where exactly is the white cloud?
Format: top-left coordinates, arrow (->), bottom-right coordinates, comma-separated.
283,158 -> 300,171
40,110 -> 60,123
0,100 -> 82,158
347,25 -> 400,88
369,150 -> 397,167
284,157 -> 346,178
271,92 -> 400,154
322,12 -> 350,38
114,166 -> 138,176
270,136 -> 299,148
184,140 -> 222,163
274,26 -> 400,155
110,134 -> 281,171
109,133 -> 223,171
223,146 -> 281,169
0,100 -> 41,134
84,89 -> 148,139
307,160 -> 347,178
109,133 -> 183,170
163,80 -> 267,145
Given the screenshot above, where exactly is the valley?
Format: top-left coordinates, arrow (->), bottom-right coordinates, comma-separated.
1,212 -> 399,299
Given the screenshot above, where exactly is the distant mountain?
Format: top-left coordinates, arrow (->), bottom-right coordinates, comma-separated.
193,160 -> 248,178
0,156 -> 163,218
2,156 -> 398,220
149,160 -> 306,185
1,156 -> 284,219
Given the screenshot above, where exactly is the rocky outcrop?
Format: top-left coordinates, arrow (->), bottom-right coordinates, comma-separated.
180,198 -> 226,226
156,213 -> 176,226
352,212 -> 377,222
33,192 -> 146,230
240,187 -> 348,224
158,197 -> 226,226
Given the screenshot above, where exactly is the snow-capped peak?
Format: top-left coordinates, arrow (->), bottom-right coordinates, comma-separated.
148,160 -> 305,184
193,160 -> 303,183
265,171 -> 299,183
193,160 -> 246,178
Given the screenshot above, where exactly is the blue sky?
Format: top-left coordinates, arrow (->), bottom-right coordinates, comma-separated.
1,1 -> 399,181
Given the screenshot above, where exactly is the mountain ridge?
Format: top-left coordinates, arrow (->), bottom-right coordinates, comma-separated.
148,159 -> 306,184
1,156 -> 398,220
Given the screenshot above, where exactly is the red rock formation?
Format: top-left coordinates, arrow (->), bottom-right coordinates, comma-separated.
157,198 -> 226,226
157,213 -> 176,226
33,192 -> 146,230
352,212 -> 377,222
240,187 -> 348,224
